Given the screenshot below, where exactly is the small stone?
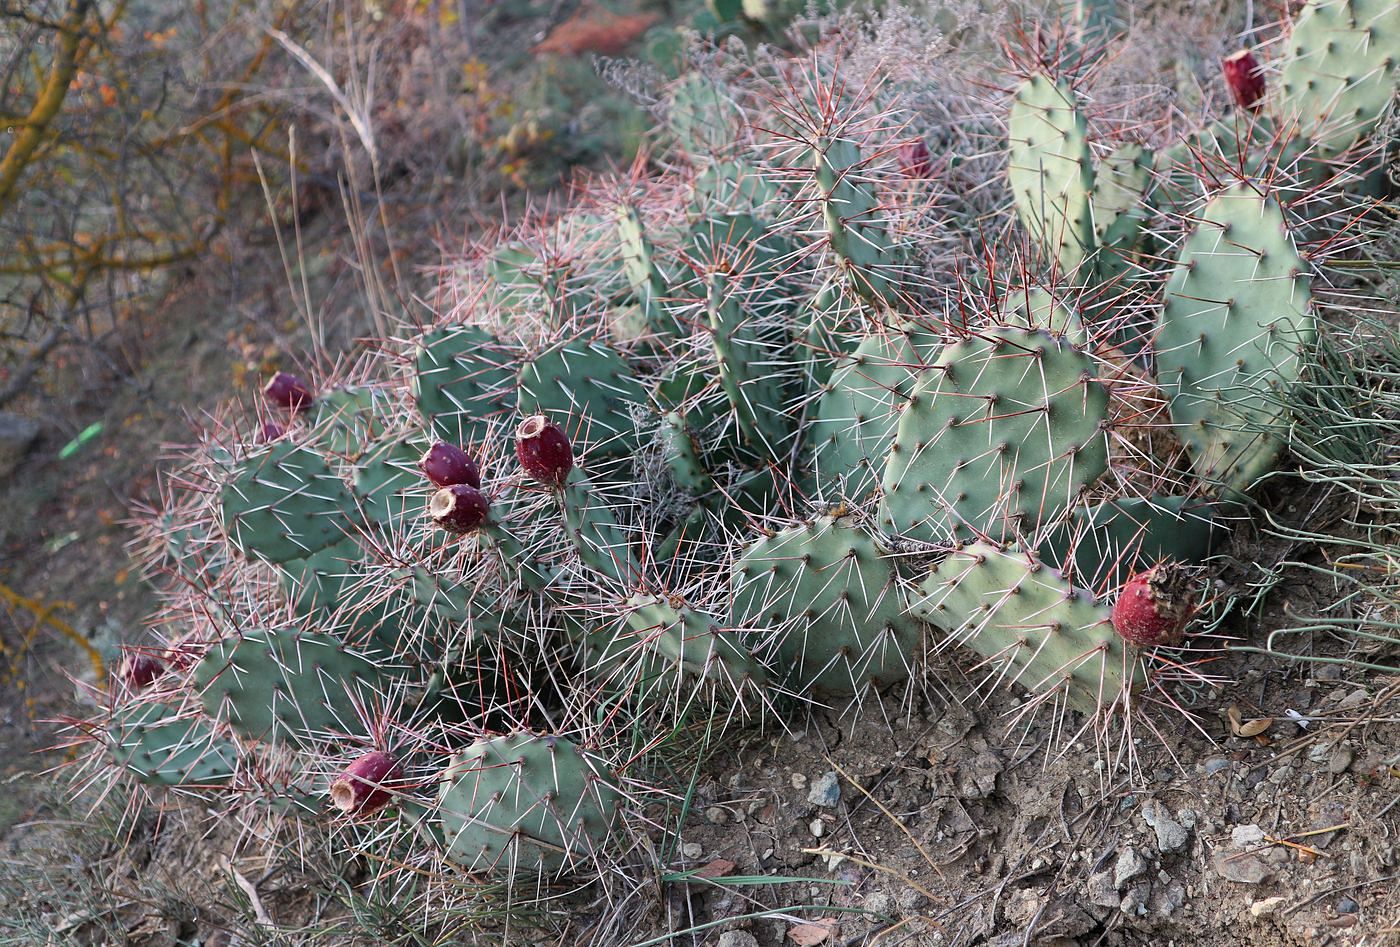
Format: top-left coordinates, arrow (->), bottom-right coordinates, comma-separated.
1328,746 -> 1354,774
1250,896 -> 1286,917
682,842 -> 703,859
1232,824 -> 1266,847
1119,882 -> 1150,916
808,771 -> 841,808
1204,757 -> 1231,776
1151,880 -> 1187,917
716,933 -> 760,947
1087,870 -> 1120,908
1338,896 -> 1359,914
791,772 -> 808,790
1214,851 -> 1271,884
809,818 -> 826,838
896,887 -> 927,912
1114,848 -> 1149,889
706,806 -> 731,825
1141,798 -> 1190,853
864,893 -> 894,917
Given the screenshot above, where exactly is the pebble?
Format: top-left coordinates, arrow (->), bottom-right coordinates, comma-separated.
1338,896 -> 1359,914
1213,851 -> 1270,884
1087,869 -> 1120,908
1120,883 -> 1150,916
1329,746 -> 1354,774
1141,798 -> 1191,853
790,772 -> 808,790
808,771 -> 841,808
809,818 -> 826,838
716,933 -> 760,947
682,842 -> 703,859
1114,848 -> 1149,889
706,806 -> 731,825
1204,757 -> 1231,776
1232,824 -> 1266,846
864,893 -> 894,917
1250,896 -> 1286,917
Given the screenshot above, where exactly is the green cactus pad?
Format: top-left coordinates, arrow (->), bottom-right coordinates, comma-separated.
810,324 -> 941,498
487,243 -> 579,323
108,701 -> 237,787
517,340 -> 648,456
352,439 -> 423,528
616,204 -> 682,340
658,411 -> 712,494
667,74 -> 742,157
194,628 -> 393,746
557,467 -> 642,586
1000,286 -> 1089,346
812,137 -> 902,305
412,326 -> 519,445
308,386 -> 390,458
437,733 -> 622,877
880,326 -> 1110,544
1008,74 -> 1097,278
705,273 -> 795,457
732,514 -> 923,697
1040,496 -> 1225,589
220,442 -> 358,564
1277,0 -> 1400,160
1157,184 -> 1315,493
909,542 -> 1143,713
587,594 -> 767,707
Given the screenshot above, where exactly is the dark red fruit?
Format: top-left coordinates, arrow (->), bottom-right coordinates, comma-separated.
120,651 -> 165,689
330,750 -> 401,816
515,414 -> 573,487
419,441 -> 481,489
258,421 -> 286,442
430,484 -> 489,533
1222,50 -> 1265,112
1111,562 -> 1198,647
898,138 -> 934,178
263,372 -> 314,412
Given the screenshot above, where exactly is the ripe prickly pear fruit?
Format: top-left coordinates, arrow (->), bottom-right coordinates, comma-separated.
419,441 -> 481,489
1111,562 -> 1198,647
257,421 -> 286,442
430,484 -> 489,533
120,651 -> 165,689
515,415 -> 573,487
263,372 -> 313,412
330,750 -> 400,816
1222,50 -> 1265,112
898,138 -> 933,178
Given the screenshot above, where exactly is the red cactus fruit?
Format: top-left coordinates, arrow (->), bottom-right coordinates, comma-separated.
257,421 -> 286,443
419,441 -> 481,489
1111,562 -> 1198,647
330,750 -> 401,816
430,484 -> 489,533
515,414 -> 573,487
1222,50 -> 1265,112
898,138 -> 934,178
120,651 -> 165,690
263,372 -> 314,412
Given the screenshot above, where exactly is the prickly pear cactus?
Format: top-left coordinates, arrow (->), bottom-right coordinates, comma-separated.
1008,74 -> 1096,278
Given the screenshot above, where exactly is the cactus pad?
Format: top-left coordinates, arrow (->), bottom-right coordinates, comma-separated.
412,326 -> 519,445
437,733 -> 622,877
194,628 -> 393,746
220,442 -> 358,564
880,326 -> 1110,544
108,701 -> 237,786
517,340 -> 648,455
1008,75 -> 1096,277
732,514 -> 922,697
1157,184 -> 1315,493
910,542 -> 1143,713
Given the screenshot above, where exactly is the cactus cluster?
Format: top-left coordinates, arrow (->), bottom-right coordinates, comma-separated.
79,0 -> 1393,911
